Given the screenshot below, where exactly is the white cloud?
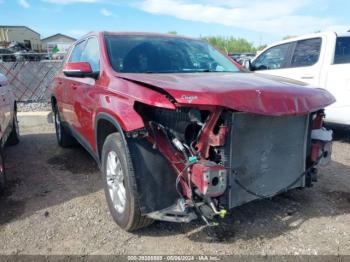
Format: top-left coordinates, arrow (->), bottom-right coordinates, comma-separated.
43,0 -> 101,4
18,0 -> 30,8
100,8 -> 112,16
138,0 -> 347,37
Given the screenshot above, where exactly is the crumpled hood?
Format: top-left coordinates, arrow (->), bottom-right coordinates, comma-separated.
117,72 -> 335,116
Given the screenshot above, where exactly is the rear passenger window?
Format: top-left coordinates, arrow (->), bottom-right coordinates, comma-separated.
69,41 -> 86,62
253,43 -> 291,70
291,38 -> 321,67
334,37 -> 350,64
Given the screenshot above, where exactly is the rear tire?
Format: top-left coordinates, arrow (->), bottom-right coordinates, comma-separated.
6,110 -> 20,146
102,132 -> 153,232
0,152 -> 6,194
54,104 -> 76,147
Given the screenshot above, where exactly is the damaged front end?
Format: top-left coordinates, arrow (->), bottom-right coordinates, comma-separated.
126,101 -> 333,226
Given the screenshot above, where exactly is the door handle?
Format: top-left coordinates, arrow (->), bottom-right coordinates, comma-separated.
71,83 -> 78,90
301,75 -> 314,80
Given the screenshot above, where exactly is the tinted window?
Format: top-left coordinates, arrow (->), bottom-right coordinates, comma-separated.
334,37 -> 350,64
291,38 -> 321,67
105,36 -> 239,73
69,41 -> 85,62
80,38 -> 100,71
253,43 -> 291,70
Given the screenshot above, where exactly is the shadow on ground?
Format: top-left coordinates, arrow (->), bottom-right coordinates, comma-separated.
326,124 -> 350,143
0,132 -> 101,226
0,129 -> 349,244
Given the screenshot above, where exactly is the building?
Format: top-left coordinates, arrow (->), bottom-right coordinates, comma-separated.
41,33 -> 76,54
0,25 -> 41,51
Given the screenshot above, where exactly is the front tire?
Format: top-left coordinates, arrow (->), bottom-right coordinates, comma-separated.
0,152 -> 6,194
53,105 -> 75,147
102,132 -> 153,232
6,110 -> 20,146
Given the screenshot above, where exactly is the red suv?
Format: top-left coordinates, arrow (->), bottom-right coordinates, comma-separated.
52,32 -> 335,231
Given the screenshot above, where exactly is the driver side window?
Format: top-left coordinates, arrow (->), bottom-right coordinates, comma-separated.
253,43 -> 292,70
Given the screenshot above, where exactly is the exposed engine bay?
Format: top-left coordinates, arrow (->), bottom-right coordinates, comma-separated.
127,102 -> 333,226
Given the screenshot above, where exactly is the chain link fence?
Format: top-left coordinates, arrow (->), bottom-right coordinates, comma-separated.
0,60 -> 63,102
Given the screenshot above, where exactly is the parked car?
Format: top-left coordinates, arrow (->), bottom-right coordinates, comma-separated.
0,73 -> 20,193
51,32 -> 334,231
8,42 -> 42,61
246,32 -> 350,126
0,48 -> 16,62
229,52 -> 256,64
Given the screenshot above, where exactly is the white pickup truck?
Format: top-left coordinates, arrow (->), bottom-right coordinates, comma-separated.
248,32 -> 350,126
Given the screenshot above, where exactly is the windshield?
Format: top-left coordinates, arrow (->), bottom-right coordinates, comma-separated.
105,35 -> 239,73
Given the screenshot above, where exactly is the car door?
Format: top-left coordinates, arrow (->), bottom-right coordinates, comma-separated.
252,38 -> 324,87
62,40 -> 86,127
323,36 -> 350,124
71,37 -> 100,148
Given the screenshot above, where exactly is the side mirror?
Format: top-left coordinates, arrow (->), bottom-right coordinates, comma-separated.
63,62 -> 99,79
242,59 -> 252,71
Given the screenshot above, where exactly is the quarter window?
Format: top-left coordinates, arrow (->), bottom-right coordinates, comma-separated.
253,43 -> 291,70
69,41 -> 86,62
334,37 -> 350,64
291,38 -> 321,67
80,38 -> 100,71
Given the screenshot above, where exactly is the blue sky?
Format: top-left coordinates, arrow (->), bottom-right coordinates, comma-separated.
0,0 -> 349,46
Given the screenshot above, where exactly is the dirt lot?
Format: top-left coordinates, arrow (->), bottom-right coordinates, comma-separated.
0,121 -> 349,255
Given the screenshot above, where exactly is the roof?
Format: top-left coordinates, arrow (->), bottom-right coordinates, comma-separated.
0,25 -> 40,36
102,31 -> 197,40
41,33 -> 77,42
337,32 -> 350,37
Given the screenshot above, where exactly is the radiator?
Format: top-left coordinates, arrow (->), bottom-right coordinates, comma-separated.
224,112 -> 310,209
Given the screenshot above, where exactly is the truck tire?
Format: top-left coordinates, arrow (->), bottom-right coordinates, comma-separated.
0,152 -> 6,194
6,110 -> 20,146
54,105 -> 75,147
102,132 -> 153,232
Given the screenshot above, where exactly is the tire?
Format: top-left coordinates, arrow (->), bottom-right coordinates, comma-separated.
0,152 -> 6,194
102,132 -> 153,232
53,104 -> 76,147
6,110 -> 20,146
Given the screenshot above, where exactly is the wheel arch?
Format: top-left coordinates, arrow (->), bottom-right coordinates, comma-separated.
51,96 -> 57,112
95,112 -> 127,164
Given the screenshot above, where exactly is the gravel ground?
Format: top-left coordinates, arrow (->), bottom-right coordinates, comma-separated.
0,122 -> 349,255
17,102 -> 51,112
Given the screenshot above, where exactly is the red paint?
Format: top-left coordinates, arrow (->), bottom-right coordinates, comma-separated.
118,73 -> 335,116
313,110 -> 325,129
52,31 -> 335,161
195,109 -> 228,159
191,161 -> 226,197
63,62 -> 93,73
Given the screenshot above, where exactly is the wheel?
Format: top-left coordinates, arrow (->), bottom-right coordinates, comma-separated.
6,110 -> 20,146
54,104 -> 75,147
0,152 -> 6,194
102,132 -> 153,232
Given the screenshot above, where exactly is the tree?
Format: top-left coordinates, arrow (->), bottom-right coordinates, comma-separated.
256,44 -> 267,51
282,35 -> 296,40
202,36 -> 258,53
168,31 -> 178,35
